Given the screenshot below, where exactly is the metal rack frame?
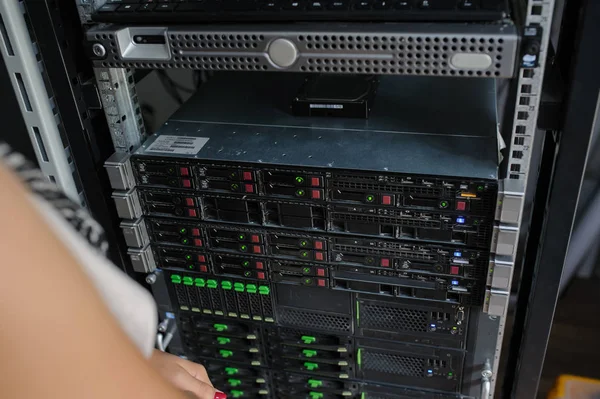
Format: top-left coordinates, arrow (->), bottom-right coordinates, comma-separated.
1,0 -> 595,397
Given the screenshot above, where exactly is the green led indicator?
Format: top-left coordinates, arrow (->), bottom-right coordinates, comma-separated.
187,264 -> 195,270
217,337 -> 231,345
303,349 -> 318,358
181,238 -> 190,245
366,195 -> 375,202
167,167 -> 175,174
231,183 -> 239,190
357,348 -> 362,367
179,228 -> 187,234
194,278 -> 206,287
301,251 -> 309,258
213,324 -> 228,333
477,185 -> 484,192
246,284 -> 257,294
448,372 -> 453,376
304,278 -> 313,285
244,271 -> 252,277
230,172 -> 238,179
170,274 -> 182,283
304,362 -> 319,371
242,260 -> 250,267
295,176 -> 305,184
308,379 -> 323,388
185,254 -> 193,261
303,267 -> 311,274
300,240 -> 309,247
225,367 -> 239,376
301,336 -> 316,344
207,280 -> 218,289
231,390 -> 244,398
238,234 -> 246,240
440,201 -> 449,208
183,277 -> 194,286
309,392 -> 324,399
221,281 -> 233,290
258,286 -> 270,295
234,282 -> 245,292
473,220 -> 479,225
228,379 -> 242,387
240,244 -> 248,252
219,349 -> 233,358
296,189 -> 306,196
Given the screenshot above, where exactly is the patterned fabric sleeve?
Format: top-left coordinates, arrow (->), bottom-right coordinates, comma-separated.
0,142 -> 109,255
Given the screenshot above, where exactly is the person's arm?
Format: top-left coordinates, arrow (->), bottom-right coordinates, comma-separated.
0,164 -> 216,399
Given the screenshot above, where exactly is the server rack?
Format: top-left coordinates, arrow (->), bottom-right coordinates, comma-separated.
0,0 -> 595,397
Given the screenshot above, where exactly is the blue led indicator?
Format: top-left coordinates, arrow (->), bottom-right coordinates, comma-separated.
427,370 -> 433,374
166,312 -> 175,319
454,251 -> 462,257
456,217 -> 465,224
451,280 -> 459,286
430,324 -> 436,328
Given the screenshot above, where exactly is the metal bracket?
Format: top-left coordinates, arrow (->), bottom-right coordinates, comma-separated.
128,245 -> 156,273
112,188 -> 142,220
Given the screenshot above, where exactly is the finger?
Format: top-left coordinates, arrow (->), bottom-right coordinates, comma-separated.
172,369 -> 217,399
176,358 -> 213,387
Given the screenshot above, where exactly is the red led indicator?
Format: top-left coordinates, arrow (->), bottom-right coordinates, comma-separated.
256,262 -> 264,270
253,246 -> 262,254
317,268 -> 325,277
192,228 -> 201,237
193,239 -> 203,247
382,195 -> 392,205
251,235 -> 261,243
187,209 -> 198,217
257,272 -> 266,280
197,255 -> 206,263
185,198 -> 195,207
456,201 -> 466,211
450,266 -> 460,275
317,279 -> 326,287
315,252 -> 324,261
314,241 -> 324,250
180,167 -> 189,176
243,171 -> 253,181
245,184 -> 254,193
311,177 -> 321,187
380,258 -> 390,267
199,265 -> 208,273
311,190 -> 322,200
182,179 -> 191,188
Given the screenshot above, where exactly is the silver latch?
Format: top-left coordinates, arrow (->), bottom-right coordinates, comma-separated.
128,245 -> 156,273
104,152 -> 136,190
121,218 -> 149,248
112,188 -> 142,220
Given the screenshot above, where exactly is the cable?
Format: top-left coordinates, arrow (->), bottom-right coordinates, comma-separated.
156,332 -> 166,352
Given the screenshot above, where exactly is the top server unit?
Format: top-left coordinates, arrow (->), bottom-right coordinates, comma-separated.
107,73 -> 500,399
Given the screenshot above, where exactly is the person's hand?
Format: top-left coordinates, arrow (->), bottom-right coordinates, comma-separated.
150,350 -> 226,399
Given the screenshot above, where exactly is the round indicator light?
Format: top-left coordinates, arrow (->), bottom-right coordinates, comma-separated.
185,255 -> 193,261
231,183 -> 239,190
304,278 -> 313,285
366,195 -> 375,202
179,228 -> 187,234
230,172 -> 237,179
296,189 -> 306,196
295,176 -> 305,184
240,245 -> 248,252
238,234 -> 246,240
187,264 -> 195,270
181,238 -> 190,245
477,185 -> 484,192
303,267 -> 311,274
300,240 -> 308,247
244,271 -> 252,277
301,251 -> 309,258
167,167 -> 175,175
242,261 -> 250,267
440,201 -> 449,208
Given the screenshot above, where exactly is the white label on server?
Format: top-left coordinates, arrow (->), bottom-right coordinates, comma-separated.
146,135 -> 209,155
309,104 -> 344,109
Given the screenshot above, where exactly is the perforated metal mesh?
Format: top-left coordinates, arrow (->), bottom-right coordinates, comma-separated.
360,303 -> 428,333
362,350 -> 424,377
278,307 -> 352,333
88,24 -> 519,78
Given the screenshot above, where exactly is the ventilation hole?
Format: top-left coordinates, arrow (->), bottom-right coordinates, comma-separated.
513,150 -> 524,159
49,176 -> 56,183
15,73 -> 32,112
32,127 -> 49,162
514,137 -> 525,146
532,5 -> 542,15
523,69 -> 534,78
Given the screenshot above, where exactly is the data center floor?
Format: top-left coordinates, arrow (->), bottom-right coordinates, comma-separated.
538,278 -> 600,398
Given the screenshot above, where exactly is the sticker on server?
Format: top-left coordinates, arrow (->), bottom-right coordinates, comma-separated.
145,135 -> 209,155
309,104 -> 344,109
